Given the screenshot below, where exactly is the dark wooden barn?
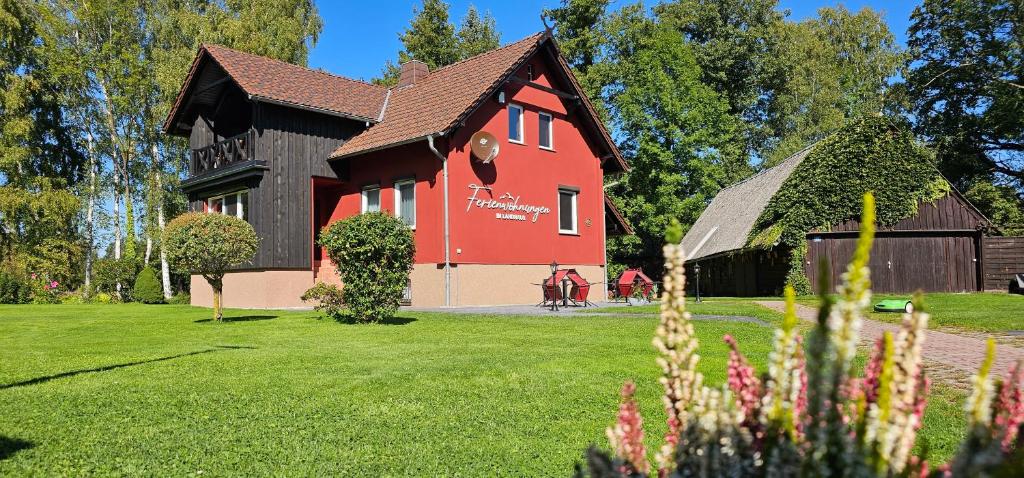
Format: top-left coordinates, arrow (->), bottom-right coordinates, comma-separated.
680,148 -> 1007,296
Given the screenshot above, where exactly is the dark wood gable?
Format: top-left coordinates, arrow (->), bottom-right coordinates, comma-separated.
815,192 -> 989,234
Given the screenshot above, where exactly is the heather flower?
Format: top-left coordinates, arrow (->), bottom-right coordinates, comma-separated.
889,300 -> 930,470
652,223 -> 703,474
993,360 -> 1024,451
762,286 -> 805,440
828,193 -> 875,381
966,339 -> 997,428
607,381 -> 651,475
724,334 -> 762,428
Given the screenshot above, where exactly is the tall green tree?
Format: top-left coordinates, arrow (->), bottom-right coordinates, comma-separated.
655,0 -> 787,161
600,5 -> 743,271
457,5 -> 499,59
763,6 -> 904,165
0,0 -> 86,284
544,0 -> 610,76
905,0 -> 1023,190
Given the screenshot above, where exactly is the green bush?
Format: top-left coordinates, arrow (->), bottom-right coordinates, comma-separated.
163,212 -> 259,321
133,267 -> 164,304
91,292 -> 113,304
93,257 -> 139,302
59,292 -> 86,304
0,266 -> 32,304
168,292 -> 191,305
301,282 -> 345,320
318,212 -> 415,323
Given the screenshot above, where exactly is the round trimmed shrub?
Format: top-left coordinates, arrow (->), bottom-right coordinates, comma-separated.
319,212 -> 415,323
163,213 -> 259,321
133,267 -> 164,304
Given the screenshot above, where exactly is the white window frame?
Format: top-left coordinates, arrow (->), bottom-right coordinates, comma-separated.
538,111 -> 554,150
508,103 -> 525,144
393,179 -> 416,229
361,185 -> 381,213
205,191 -> 246,220
558,188 -> 578,235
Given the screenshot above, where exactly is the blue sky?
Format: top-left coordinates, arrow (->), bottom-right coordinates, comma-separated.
308,1 -> 917,82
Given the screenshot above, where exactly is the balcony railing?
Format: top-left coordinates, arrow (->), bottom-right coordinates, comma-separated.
190,130 -> 254,177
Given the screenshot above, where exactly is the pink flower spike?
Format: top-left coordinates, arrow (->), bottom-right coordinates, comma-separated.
31,273 -> 37,279
994,360 -> 1024,451
607,380 -> 650,475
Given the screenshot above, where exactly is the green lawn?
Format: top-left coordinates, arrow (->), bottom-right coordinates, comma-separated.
0,303 -> 968,475
795,292 -> 1024,333
0,304 -> 775,476
869,293 -> 1024,333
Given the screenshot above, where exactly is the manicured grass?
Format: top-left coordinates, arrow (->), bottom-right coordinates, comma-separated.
869,293 -> 1024,333
0,303 -> 973,474
916,384 -> 968,462
796,292 -> 1024,333
0,304 -> 775,476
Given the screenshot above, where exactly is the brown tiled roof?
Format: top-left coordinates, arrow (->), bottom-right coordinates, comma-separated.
329,33 -> 544,158
202,44 -> 388,121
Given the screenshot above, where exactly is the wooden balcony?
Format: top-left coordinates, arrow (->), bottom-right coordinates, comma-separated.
190,130 -> 255,177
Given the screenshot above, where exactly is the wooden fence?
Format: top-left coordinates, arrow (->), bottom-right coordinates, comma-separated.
982,236 -> 1024,292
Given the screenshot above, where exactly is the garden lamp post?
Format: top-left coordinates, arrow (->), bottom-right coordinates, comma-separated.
694,262 -> 702,303
549,260 -> 559,312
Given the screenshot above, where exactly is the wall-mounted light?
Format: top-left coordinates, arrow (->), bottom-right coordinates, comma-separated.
497,91 -> 506,104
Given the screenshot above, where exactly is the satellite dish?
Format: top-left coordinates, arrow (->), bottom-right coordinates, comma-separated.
470,131 -> 500,163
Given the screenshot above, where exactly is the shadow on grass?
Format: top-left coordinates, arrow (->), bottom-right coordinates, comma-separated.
333,315 -> 417,326
0,436 -> 33,461
194,315 -> 278,324
0,345 -> 256,390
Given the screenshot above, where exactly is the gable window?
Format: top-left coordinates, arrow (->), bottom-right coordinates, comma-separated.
361,185 -> 381,213
394,179 -> 416,228
205,191 -> 248,221
558,187 -> 578,235
539,112 -> 553,150
508,104 -> 524,144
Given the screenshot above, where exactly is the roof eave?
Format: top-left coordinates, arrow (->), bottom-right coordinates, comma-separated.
328,132 -> 446,161
249,95 -> 379,124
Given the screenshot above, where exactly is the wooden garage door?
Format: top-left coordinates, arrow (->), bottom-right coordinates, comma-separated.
805,233 -> 979,293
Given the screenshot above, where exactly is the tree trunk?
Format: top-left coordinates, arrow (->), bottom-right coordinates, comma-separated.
211,277 -> 223,321
151,144 -> 172,300
84,131 -> 97,288
113,170 -> 122,261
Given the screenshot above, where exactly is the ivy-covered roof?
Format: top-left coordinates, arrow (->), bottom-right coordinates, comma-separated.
682,116 -> 952,261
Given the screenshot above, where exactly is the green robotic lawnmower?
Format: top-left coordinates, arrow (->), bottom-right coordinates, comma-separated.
873,298 -> 914,313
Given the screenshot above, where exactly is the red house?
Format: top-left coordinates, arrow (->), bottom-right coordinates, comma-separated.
164,32 -> 631,308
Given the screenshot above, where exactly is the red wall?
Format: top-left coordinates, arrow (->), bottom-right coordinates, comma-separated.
316,57 -> 607,268
445,59 -> 606,266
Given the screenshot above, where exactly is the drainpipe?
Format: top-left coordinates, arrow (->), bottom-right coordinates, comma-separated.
427,134 -> 451,307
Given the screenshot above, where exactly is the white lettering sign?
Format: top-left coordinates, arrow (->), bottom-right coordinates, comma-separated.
466,184 -> 551,223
